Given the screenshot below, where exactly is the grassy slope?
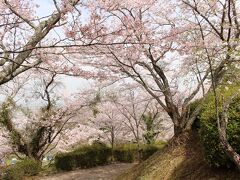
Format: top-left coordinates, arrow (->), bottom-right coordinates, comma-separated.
117,131 -> 240,180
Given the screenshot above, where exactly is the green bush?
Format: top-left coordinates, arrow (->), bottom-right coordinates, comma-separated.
55,152 -> 76,171
199,85 -> 240,168
113,145 -> 137,163
141,145 -> 159,160
2,165 -> 24,180
55,143 -> 111,171
2,158 -> 40,180
113,143 -> 164,162
18,158 -> 41,176
73,143 -> 111,168
55,142 -> 165,171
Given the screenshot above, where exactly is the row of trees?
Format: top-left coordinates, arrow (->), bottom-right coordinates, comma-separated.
0,72 -> 168,161
87,87 -> 167,150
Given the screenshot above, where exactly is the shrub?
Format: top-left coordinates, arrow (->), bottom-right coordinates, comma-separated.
18,158 -> 41,176
199,85 -> 240,168
113,146 -> 136,163
55,143 -> 111,171
2,165 -> 24,180
141,145 -> 159,160
73,143 -> 111,168
2,158 -> 40,180
55,142 -> 165,171
113,143 -> 163,162
55,152 -> 76,171
91,140 -> 106,147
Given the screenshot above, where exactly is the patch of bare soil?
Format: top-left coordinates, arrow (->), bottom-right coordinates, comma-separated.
36,163 -> 136,180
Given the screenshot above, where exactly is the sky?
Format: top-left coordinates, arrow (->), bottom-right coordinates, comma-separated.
35,0 -> 53,16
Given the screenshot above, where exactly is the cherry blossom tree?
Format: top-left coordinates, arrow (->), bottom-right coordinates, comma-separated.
0,72 -> 83,161
0,0 -> 85,85
1,0 -> 239,145
0,0 -> 143,86
96,86 -> 165,143
67,0 -> 240,136
89,101 -> 131,150
114,90 -> 150,148
83,84 -> 166,147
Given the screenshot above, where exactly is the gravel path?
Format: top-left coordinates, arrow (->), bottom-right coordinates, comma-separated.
37,163 -> 136,180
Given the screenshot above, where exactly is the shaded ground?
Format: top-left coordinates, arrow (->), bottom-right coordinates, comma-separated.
36,163 -> 136,180
117,130 -> 240,180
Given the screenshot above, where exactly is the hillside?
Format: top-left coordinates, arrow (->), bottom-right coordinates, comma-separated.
117,130 -> 240,180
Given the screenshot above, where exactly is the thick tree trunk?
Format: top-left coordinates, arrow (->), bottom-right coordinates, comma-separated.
174,125 -> 184,136
171,102 -> 202,137
171,115 -> 192,136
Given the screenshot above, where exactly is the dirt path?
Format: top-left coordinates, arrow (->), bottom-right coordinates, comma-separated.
37,163 -> 136,180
